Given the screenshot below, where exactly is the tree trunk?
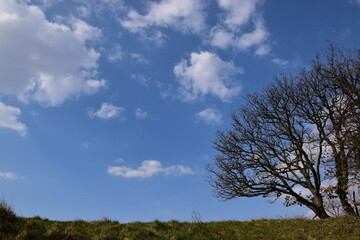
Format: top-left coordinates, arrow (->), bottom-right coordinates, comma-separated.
315,206 -> 331,219
295,194 -> 331,219
337,188 -> 356,216
336,169 -> 357,216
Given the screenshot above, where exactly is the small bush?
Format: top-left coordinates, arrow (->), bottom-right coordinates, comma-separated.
14,220 -> 47,240
0,200 -> 19,233
15,230 -> 32,240
151,220 -> 168,232
25,220 -> 46,235
45,228 -> 87,240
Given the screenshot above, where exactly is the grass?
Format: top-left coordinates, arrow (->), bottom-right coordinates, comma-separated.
1,202 -> 360,240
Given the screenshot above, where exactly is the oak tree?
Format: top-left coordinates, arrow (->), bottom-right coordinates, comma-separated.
208,46 -> 360,218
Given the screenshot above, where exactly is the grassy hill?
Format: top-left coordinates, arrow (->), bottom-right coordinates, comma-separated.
1,201 -> 360,240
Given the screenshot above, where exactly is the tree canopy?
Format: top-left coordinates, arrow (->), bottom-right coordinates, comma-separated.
208,46 -> 360,219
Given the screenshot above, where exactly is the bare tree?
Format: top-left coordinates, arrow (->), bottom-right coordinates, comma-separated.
299,45 -> 360,216
208,45 -> 360,219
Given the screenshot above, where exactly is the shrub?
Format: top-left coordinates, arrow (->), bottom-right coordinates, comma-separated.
0,200 -> 19,233
45,228 -> 87,240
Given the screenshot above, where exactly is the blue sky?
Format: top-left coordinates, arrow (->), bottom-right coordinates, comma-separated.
0,0 -> 360,222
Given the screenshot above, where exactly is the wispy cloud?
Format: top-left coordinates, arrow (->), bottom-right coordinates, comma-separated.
131,53 -> 150,64
196,108 -> 223,125
130,74 -> 150,86
208,0 -> 270,54
81,142 -> 89,148
174,51 -> 242,102
88,103 -> 125,119
0,101 -> 27,136
108,160 -> 195,178
135,108 -> 148,119
0,171 -> 20,180
255,44 -> 271,56
120,0 -> 206,35
217,0 -> 261,28
74,0 -> 126,18
272,58 -> 289,67
107,44 -> 123,62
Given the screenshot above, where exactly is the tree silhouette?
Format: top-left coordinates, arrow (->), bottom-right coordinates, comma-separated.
208,45 -> 360,218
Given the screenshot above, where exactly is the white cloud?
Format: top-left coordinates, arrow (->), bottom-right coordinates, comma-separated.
108,160 -> 195,178
208,27 -> 234,49
88,103 -> 125,119
255,44 -> 271,56
217,0 -> 261,28
138,29 -> 167,46
0,101 -> 27,136
174,51 -> 242,102
272,58 -> 289,67
209,18 -> 269,51
135,108 -> 148,119
208,0 -> 269,53
31,0 -> 58,9
73,0 -> 125,18
131,53 -> 150,64
76,5 -> 91,18
130,74 -> 150,86
235,18 -> 269,50
0,171 -> 19,180
196,108 -> 223,125
107,44 -> 123,62
0,0 -> 105,106
120,0 -> 206,35
70,17 -> 102,42
81,142 -> 89,148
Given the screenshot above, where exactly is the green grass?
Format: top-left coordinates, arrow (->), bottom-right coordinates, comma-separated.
1,202 -> 360,240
